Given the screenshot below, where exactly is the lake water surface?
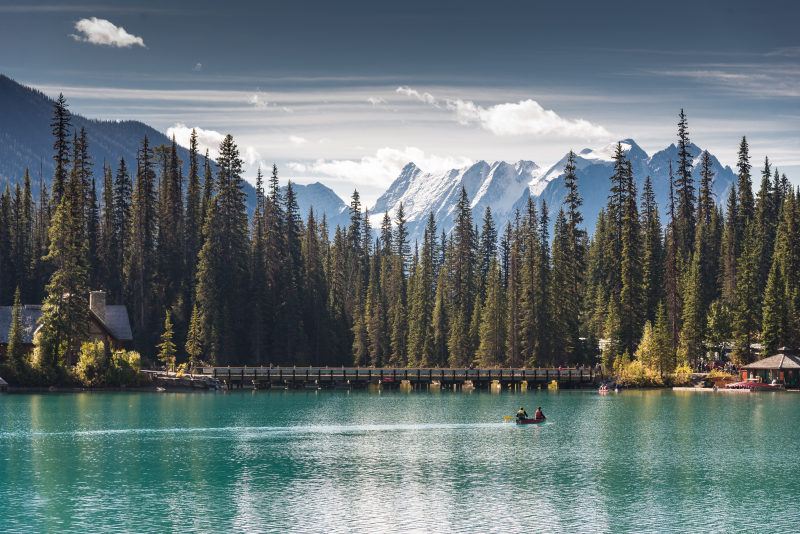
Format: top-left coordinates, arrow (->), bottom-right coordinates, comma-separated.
1,389 -> 797,532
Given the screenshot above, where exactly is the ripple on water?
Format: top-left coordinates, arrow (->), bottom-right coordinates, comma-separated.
1,390 -> 799,532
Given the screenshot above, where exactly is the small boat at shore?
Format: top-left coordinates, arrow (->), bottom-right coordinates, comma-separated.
515,417 -> 547,425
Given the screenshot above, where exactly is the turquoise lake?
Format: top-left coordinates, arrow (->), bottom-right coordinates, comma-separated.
1,389 -> 797,532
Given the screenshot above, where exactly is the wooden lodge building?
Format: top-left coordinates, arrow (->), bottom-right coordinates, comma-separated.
741,347 -> 800,387
0,291 -> 133,356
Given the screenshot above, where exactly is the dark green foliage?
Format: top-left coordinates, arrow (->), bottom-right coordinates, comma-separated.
50,93 -> 71,207
5,104 -> 798,382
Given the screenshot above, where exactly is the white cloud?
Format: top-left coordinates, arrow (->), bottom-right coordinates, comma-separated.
192,62 -> 203,72
396,86 -> 438,106
70,17 -> 145,48
248,92 -> 269,109
242,145 -> 262,167
446,98 -> 611,138
397,86 -> 610,139
292,147 -> 472,188
367,96 -> 386,105
165,123 -> 225,158
289,135 -> 308,145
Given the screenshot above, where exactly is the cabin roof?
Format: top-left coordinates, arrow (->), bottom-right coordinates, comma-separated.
742,353 -> 800,370
0,304 -> 132,343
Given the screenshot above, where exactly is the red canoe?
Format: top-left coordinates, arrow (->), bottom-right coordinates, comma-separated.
515,417 -> 547,425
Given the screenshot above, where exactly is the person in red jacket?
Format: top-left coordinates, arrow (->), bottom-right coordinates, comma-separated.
534,407 -> 545,421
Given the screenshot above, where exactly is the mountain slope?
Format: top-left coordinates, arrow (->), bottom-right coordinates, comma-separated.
371,159 -> 541,243
374,139 -> 737,243
281,182 -> 349,230
0,74 -> 259,211
536,139 -> 735,234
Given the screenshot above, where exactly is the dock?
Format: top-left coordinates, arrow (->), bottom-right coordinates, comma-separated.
199,366 -> 600,390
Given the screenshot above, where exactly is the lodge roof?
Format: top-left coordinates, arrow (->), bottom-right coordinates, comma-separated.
742,353 -> 800,370
0,304 -> 133,344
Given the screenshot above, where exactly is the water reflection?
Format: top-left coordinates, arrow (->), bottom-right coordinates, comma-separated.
2,390 -> 800,532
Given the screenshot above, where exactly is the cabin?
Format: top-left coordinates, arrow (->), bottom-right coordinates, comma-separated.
740,347 -> 800,387
0,291 -> 132,357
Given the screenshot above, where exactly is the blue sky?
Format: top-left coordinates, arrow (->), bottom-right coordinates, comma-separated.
1,0 -> 798,203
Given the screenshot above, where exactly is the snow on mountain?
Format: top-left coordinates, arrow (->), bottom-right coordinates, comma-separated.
536,139 -> 735,236
373,138 -> 737,243
370,159 -> 539,244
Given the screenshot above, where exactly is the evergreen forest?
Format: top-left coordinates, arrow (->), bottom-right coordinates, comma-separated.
0,96 -> 795,385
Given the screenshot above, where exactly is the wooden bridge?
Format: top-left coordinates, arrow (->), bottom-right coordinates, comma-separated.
200,366 -> 601,390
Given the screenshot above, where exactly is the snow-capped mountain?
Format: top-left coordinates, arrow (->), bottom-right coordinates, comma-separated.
536,139 -> 735,235
371,138 -> 737,244
370,159 -> 542,243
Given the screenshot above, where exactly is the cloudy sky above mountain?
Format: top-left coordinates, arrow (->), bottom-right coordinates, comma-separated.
0,0 -> 798,203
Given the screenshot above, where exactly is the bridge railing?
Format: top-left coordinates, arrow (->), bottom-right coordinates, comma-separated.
200,366 -> 597,382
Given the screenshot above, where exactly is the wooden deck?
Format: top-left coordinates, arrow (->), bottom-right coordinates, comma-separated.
200,366 -> 600,390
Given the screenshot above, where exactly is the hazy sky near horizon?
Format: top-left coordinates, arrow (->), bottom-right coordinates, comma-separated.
0,0 -> 798,203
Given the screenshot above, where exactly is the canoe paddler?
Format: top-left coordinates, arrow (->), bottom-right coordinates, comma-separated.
516,407 -> 528,420
534,407 -> 545,420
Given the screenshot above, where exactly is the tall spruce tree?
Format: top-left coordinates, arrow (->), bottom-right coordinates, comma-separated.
50,93 -> 72,208
674,109 -> 696,260
37,167 -> 89,370
194,135 -> 250,365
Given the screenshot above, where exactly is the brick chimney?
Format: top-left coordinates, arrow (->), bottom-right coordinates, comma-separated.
90,290 -> 106,323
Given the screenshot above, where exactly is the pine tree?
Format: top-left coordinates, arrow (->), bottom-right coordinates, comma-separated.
50,93 -> 72,208
618,160 -> 642,355
303,208 -> 329,366
754,157 -> 776,295
364,255 -> 387,366
736,136 -> 754,233
86,177 -> 100,288
641,176 -> 663,323
37,167 -> 89,370
157,311 -> 177,372
720,184 -> 738,305
562,151 -> 586,360
31,177 -> 52,303
733,227 -> 760,363
125,137 -> 158,352
99,164 -> 116,297
679,251 -> 704,366
112,157 -> 132,302
477,258 -> 506,366
506,216 -> 522,367
6,287 -> 25,373
200,150 -> 215,224
194,135 -> 250,365
185,304 -> 203,369
380,211 -> 392,257
185,129 -> 203,276
674,109 -> 696,260
520,198 -> 540,364
534,201 -> 552,363
431,266 -> 449,367
447,186 -> 477,366
551,208 -> 574,362
407,213 -> 437,367
762,259 -> 787,356
478,206 -> 497,296
664,164 -> 681,359
156,137 -> 185,321
395,202 -> 409,275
